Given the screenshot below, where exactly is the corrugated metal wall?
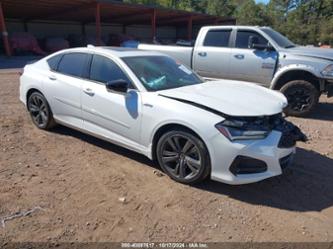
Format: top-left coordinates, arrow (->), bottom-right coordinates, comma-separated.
6,20 -> 178,42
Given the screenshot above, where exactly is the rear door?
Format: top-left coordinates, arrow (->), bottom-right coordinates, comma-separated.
230,29 -> 278,86
43,52 -> 90,128
193,28 -> 233,79
81,54 -> 142,146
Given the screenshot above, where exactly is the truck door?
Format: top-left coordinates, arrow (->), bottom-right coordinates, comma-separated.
193,29 -> 232,80
230,29 -> 278,86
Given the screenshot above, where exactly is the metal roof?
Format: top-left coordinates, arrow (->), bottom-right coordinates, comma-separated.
1,0 -> 235,26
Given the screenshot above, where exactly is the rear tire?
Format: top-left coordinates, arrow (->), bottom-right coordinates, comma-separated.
280,80 -> 319,117
156,129 -> 210,184
27,92 -> 56,130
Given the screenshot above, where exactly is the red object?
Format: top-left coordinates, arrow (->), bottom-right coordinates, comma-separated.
95,2 -> 101,46
151,9 -> 156,41
0,2 -> 11,56
10,32 -> 46,55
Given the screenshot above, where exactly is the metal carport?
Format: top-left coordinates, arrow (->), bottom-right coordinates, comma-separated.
0,0 -> 236,56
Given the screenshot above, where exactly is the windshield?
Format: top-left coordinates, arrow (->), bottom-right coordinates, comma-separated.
261,28 -> 296,48
122,56 -> 203,91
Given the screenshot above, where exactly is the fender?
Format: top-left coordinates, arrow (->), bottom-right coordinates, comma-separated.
148,118 -> 212,160
270,64 -> 321,90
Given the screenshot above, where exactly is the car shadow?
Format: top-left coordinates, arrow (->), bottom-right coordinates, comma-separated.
305,102 -> 333,121
195,147 -> 333,212
51,125 -> 156,168
51,126 -> 333,212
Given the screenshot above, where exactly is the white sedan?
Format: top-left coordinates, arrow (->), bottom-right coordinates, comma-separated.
19,46 -> 306,185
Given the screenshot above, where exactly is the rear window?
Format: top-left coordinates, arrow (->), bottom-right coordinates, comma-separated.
47,54 -> 62,71
203,30 -> 231,47
57,53 -> 88,77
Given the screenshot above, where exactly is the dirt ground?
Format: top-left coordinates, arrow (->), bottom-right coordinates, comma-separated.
1,71 -> 333,243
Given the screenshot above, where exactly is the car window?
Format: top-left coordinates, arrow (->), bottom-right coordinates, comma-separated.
123,56 -> 203,91
57,53 -> 88,77
203,30 -> 231,47
47,54 -> 62,71
90,55 -> 131,86
235,30 -> 268,49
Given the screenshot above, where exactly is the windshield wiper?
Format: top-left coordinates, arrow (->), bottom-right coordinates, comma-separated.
285,45 -> 296,48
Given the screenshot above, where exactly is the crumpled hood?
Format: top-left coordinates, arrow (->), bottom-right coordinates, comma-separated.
158,80 -> 287,117
284,46 -> 333,61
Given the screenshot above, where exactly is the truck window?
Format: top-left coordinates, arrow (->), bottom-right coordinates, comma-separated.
235,31 -> 268,49
203,30 -> 231,47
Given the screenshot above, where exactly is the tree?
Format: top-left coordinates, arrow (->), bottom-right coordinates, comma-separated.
123,0 -> 333,46
235,0 -> 270,26
205,0 -> 237,17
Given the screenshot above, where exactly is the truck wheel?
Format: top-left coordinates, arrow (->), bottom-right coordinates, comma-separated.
280,80 -> 319,117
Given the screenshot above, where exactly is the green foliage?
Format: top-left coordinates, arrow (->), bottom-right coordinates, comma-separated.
124,0 -> 333,46
235,1 -> 270,26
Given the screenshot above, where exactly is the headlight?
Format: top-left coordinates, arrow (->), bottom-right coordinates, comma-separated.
321,64 -> 333,77
215,119 -> 270,141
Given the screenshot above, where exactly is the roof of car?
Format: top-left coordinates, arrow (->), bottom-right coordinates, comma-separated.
51,46 -> 165,59
88,46 -> 164,58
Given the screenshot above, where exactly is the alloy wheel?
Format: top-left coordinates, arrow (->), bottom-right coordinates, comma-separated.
28,94 -> 49,128
160,134 -> 202,180
285,88 -> 313,112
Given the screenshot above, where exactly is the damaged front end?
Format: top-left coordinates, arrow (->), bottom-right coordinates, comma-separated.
215,113 -> 307,147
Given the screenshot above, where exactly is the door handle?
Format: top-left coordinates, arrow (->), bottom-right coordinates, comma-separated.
83,88 -> 95,96
198,52 -> 207,57
234,54 -> 245,59
49,75 -> 57,81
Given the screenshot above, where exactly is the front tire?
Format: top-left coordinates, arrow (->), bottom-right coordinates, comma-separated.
156,129 -> 210,184
280,80 -> 319,117
27,92 -> 56,130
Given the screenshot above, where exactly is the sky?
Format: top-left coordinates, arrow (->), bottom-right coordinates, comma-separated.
255,0 -> 270,4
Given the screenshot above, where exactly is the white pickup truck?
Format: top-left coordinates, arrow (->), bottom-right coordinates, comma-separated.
139,26 -> 333,116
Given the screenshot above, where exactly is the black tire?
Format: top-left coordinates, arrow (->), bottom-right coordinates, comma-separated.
280,80 -> 319,117
27,92 -> 56,130
156,129 -> 210,184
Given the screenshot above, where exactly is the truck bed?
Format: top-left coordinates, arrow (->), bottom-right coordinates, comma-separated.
138,44 -> 193,68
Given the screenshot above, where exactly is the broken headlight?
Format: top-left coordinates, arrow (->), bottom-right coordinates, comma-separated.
215,119 -> 270,141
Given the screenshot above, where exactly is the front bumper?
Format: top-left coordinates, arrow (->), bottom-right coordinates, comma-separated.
208,130 -> 296,185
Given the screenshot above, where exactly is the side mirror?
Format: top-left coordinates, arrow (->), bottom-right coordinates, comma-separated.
106,79 -> 129,93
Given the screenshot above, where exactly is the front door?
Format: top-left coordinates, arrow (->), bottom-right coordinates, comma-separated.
230,30 -> 278,86
81,54 -> 142,147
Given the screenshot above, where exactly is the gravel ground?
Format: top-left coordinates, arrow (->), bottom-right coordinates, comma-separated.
0,72 -> 333,242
